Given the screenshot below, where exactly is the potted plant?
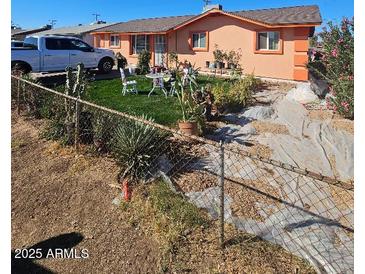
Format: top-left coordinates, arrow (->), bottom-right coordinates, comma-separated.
174,73 -> 204,135
213,45 -> 224,69
232,48 -> 243,69
225,50 -> 235,69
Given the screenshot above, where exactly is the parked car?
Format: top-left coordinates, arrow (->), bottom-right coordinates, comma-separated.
11,40 -> 24,48
11,35 -> 115,74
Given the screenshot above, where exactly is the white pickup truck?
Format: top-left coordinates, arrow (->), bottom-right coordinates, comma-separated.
11,35 -> 115,74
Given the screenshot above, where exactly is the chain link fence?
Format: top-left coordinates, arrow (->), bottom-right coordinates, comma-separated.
11,75 -> 354,273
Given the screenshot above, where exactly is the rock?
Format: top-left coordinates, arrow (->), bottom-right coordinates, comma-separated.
286,83 -> 318,104
309,74 -> 329,98
112,193 -> 124,206
242,106 -> 275,120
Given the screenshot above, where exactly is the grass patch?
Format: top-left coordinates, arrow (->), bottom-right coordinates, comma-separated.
119,180 -> 209,271
87,75 -> 227,126
149,181 -> 208,230
11,138 -> 27,150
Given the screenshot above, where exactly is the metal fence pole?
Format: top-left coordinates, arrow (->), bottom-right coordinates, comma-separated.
74,98 -> 80,150
17,78 -> 21,115
219,140 -> 225,249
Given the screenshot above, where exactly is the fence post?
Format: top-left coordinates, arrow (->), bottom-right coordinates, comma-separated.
17,78 -> 21,115
74,98 -> 80,150
219,140 -> 225,249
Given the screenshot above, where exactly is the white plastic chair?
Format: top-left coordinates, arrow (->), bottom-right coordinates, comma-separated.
120,68 -> 137,95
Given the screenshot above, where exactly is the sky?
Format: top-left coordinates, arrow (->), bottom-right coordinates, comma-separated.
11,0 -> 354,30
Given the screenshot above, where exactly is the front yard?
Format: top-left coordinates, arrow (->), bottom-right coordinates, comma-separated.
87,75 -> 227,126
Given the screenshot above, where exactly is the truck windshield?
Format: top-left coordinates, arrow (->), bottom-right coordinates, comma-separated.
23,37 -> 38,49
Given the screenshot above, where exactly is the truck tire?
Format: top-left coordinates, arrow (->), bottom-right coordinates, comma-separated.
98,58 -> 114,74
11,61 -> 31,74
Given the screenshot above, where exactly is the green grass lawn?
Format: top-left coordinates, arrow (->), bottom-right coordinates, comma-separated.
87,75 -> 228,127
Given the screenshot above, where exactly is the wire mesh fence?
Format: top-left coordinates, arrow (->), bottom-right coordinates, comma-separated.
11,75 -> 354,273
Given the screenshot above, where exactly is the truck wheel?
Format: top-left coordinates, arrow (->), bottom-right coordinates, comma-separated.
98,58 -> 114,74
11,62 -> 31,75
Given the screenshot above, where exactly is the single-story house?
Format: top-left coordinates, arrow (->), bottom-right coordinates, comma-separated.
91,5 -> 321,81
11,25 -> 52,41
33,22 -> 117,45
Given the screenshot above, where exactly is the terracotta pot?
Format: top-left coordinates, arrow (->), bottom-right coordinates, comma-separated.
178,121 -> 198,135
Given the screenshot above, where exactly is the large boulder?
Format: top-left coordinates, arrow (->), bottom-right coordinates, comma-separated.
242,106 -> 275,120
309,73 -> 329,98
286,83 -> 318,104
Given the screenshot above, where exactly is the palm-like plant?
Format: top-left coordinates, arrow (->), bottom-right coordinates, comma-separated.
112,115 -> 166,183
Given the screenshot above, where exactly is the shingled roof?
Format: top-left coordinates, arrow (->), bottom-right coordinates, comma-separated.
232,5 -> 322,25
34,23 -> 116,36
96,15 -> 195,33
94,5 -> 321,33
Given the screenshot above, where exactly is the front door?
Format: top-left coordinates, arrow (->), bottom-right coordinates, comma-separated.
154,35 -> 166,66
68,39 -> 98,69
42,37 -> 71,72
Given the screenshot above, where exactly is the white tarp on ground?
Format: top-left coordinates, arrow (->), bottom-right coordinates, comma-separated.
186,185 -> 353,274
258,99 -> 353,181
212,98 -> 353,181
193,86 -> 354,273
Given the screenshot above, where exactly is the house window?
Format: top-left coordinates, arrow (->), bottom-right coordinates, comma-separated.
192,32 -> 207,49
131,35 -> 150,54
110,34 -> 120,47
257,31 -> 280,50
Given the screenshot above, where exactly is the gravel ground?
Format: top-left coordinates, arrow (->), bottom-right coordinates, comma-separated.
11,114 -> 161,273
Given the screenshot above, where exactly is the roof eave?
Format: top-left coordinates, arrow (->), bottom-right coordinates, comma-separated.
172,9 -> 321,30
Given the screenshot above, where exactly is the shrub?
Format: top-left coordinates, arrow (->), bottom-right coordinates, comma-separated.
229,73 -> 261,106
115,52 -> 128,69
137,50 -> 151,74
111,115 -> 167,182
211,74 -> 261,112
91,111 -> 118,153
41,97 -> 69,144
213,44 -> 225,69
168,52 -> 179,70
308,18 -> 354,119
211,83 -> 231,111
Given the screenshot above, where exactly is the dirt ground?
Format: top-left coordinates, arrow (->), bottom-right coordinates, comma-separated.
11,114 -> 161,273
11,113 -> 316,274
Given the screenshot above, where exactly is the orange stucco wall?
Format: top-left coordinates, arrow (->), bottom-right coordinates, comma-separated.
93,13 -> 311,81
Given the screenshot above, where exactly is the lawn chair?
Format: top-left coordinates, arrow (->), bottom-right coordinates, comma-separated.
120,68 -> 137,95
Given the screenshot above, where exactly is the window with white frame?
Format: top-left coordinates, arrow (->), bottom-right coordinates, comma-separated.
110,34 -> 120,47
257,31 -> 280,50
192,32 -> 207,48
131,35 -> 150,54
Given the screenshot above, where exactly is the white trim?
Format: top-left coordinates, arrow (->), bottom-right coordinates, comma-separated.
110,34 -> 120,47
192,32 -> 206,48
131,34 -> 149,54
257,31 -> 280,51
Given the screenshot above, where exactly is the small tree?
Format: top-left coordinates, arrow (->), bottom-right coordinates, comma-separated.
168,52 -> 179,70
213,44 -> 224,68
115,52 -> 127,69
137,50 -> 151,74
308,18 -> 354,119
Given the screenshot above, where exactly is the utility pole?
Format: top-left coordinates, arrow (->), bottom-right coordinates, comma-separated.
49,19 -> 57,28
92,13 -> 101,22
